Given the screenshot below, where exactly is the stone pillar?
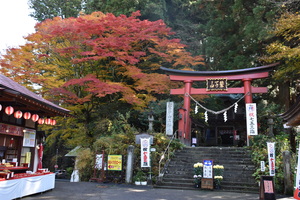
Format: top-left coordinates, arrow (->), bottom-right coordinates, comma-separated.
125,145 -> 135,184
267,116 -> 274,137
283,151 -> 293,195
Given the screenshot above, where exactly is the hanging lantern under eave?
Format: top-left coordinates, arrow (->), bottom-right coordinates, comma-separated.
5,106 -> 14,115
50,119 -> 56,126
45,118 -> 52,125
38,118 -> 45,124
14,110 -> 23,119
31,114 -> 39,122
0,104 -> 2,111
23,112 -> 31,120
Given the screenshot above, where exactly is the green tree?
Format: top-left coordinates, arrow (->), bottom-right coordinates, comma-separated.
29,0 -> 83,22
261,12 -> 300,109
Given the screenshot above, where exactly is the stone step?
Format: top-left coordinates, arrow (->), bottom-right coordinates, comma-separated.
157,146 -> 257,192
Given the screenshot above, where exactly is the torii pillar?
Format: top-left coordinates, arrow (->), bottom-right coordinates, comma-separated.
161,63 -> 278,146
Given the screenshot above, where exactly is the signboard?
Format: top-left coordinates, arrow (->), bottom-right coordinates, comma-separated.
206,78 -> 227,91
141,138 -> 150,168
95,154 -> 103,170
259,176 -> 276,200
201,178 -> 214,190
294,143 -> 300,199
267,142 -> 275,176
107,155 -> 122,171
22,129 -> 36,147
261,161 -> 265,172
166,102 -> 174,136
0,123 -> 24,137
246,103 -> 258,136
203,160 -> 213,179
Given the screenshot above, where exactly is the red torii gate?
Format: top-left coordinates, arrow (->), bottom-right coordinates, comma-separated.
161,63 -> 278,146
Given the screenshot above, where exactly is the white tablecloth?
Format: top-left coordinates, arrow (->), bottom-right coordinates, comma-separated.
0,173 -> 55,200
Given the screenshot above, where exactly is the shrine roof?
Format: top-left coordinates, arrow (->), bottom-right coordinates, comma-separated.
0,74 -> 70,117
160,62 -> 279,76
280,96 -> 300,127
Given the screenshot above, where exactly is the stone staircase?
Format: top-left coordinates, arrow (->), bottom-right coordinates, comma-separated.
155,146 -> 258,193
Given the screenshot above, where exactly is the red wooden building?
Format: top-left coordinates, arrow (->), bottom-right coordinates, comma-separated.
0,74 -> 70,173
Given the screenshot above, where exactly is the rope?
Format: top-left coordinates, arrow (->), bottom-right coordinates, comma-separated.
186,92 -> 249,115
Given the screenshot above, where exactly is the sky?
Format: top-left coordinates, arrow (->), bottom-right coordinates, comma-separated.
0,0 -> 37,54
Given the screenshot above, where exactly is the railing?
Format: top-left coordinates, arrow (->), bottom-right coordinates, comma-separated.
158,131 -> 177,178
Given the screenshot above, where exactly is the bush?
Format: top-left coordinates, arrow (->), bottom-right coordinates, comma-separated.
250,134 -> 295,193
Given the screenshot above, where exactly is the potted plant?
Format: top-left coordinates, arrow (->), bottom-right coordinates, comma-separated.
213,165 -> 224,189
193,162 -> 203,188
133,170 -> 147,185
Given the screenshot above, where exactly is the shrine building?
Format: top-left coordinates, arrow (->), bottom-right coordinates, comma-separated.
0,74 -> 70,173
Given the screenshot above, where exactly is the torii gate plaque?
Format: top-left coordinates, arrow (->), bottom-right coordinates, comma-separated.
161,63 -> 278,146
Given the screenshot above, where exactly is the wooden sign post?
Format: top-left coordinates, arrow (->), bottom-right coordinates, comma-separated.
259,176 -> 276,200
201,160 -> 214,190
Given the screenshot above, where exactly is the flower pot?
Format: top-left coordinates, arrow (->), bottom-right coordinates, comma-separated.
141,181 -> 147,185
135,181 -> 141,185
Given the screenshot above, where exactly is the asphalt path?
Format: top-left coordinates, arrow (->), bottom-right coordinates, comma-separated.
22,180 -> 294,200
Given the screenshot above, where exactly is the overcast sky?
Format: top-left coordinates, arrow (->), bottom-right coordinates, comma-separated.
0,0 -> 37,54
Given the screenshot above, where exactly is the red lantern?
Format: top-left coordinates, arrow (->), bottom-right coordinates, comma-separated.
14,110 -> 23,118
45,118 -> 52,125
5,106 -> 14,115
51,119 -> 57,125
31,114 -> 39,122
38,118 -> 45,124
23,112 -> 31,120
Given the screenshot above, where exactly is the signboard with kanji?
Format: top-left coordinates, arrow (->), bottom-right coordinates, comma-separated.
166,102 -> 174,136
203,160 -> 213,179
95,154 -> 103,170
141,138 -> 150,168
107,155 -> 122,171
267,142 -> 275,176
246,103 -> 258,136
206,78 -> 227,91
259,176 -> 276,200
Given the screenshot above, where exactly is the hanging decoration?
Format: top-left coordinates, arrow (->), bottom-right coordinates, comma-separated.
5,106 -> 14,115
14,110 -> 23,119
38,118 -> 45,124
195,105 -> 198,114
45,118 -> 52,125
31,114 -> 39,122
223,111 -> 227,122
51,119 -> 57,126
204,111 -> 208,123
189,92 -> 248,122
234,102 -> 238,113
0,104 -> 2,111
23,112 -> 32,120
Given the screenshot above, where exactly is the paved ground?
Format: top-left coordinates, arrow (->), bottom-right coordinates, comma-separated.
22,180 -> 295,200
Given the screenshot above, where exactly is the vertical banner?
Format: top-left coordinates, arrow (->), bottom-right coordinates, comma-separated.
294,144 -> 300,199
246,103 -> 258,136
166,102 -> 174,136
141,138 -> 150,168
267,142 -> 276,176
